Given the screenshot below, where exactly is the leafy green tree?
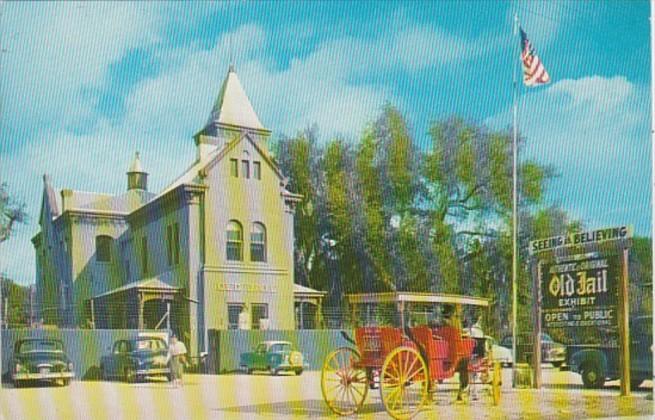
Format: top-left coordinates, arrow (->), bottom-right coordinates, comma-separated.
274,132 -> 322,289
0,183 -> 27,243
0,276 -> 31,327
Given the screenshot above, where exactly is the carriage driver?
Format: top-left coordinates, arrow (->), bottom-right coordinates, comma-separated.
440,304 -> 470,402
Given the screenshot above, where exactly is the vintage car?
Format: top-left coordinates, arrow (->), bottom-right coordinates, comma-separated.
240,341 -> 304,375
10,338 -> 75,387
567,315 -> 653,389
100,337 -> 171,382
488,336 -> 514,367
500,333 -> 566,367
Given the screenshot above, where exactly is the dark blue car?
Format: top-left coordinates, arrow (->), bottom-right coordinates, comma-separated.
100,337 -> 171,383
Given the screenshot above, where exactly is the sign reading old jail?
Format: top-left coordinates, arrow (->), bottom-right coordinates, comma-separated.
541,255 -> 619,329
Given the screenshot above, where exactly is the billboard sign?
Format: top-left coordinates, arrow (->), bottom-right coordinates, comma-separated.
540,254 -> 619,329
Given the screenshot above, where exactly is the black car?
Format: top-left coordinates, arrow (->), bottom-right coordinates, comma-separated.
567,315 -> 653,389
100,337 -> 171,383
10,338 -> 74,387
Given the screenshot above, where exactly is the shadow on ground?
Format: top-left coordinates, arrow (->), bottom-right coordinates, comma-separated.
216,400 -> 387,417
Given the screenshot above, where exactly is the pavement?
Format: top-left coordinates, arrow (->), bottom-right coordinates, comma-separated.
0,366 -> 652,420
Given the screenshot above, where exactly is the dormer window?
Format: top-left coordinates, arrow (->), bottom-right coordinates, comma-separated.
241,160 -> 250,179
253,162 -> 261,180
230,159 -> 238,177
96,235 -> 112,263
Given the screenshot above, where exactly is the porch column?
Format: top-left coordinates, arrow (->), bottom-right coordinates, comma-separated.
317,298 -> 323,329
166,301 -> 171,330
90,299 -> 95,329
138,292 -> 144,330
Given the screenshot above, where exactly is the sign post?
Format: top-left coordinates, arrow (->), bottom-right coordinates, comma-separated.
533,261 -> 542,388
530,225 -> 632,395
619,247 -> 631,396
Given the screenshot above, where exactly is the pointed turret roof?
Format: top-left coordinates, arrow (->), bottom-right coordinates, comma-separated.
202,67 -> 266,133
41,174 -> 60,218
128,152 -> 145,173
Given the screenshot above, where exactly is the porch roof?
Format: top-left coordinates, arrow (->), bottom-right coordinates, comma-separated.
91,278 -> 181,299
293,284 -> 327,297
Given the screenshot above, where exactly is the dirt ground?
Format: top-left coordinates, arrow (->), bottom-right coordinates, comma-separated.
1,366 -> 652,420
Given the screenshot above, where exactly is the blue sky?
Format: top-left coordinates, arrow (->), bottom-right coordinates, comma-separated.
0,1 -> 651,285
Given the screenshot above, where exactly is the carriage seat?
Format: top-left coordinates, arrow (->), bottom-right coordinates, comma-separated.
431,326 -> 475,364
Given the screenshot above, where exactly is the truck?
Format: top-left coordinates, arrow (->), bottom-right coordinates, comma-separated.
566,315 -> 652,389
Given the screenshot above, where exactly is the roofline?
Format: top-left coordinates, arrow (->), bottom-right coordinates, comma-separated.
194,122 -> 272,139
128,183 -> 207,224
201,132 -> 285,181
346,292 -> 490,307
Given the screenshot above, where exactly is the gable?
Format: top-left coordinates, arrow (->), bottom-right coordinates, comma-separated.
202,132 -> 285,182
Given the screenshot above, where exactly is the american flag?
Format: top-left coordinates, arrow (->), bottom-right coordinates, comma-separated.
520,27 -> 550,86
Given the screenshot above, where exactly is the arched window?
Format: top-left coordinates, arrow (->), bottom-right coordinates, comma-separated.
226,221 -> 243,261
96,235 -> 113,262
250,222 -> 266,262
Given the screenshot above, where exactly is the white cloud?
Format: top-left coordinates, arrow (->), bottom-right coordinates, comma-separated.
1,2 -> 161,130
487,75 -> 650,234
0,15 -> 498,284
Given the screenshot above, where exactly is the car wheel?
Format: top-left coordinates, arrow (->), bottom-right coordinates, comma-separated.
294,368 -> 303,376
62,378 -> 71,386
552,361 -> 563,368
124,367 -> 136,383
581,364 -> 605,389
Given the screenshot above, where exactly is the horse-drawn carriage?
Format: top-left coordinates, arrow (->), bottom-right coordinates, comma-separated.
320,292 -> 501,419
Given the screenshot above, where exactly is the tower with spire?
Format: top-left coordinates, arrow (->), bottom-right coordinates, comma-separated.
193,66 -> 271,161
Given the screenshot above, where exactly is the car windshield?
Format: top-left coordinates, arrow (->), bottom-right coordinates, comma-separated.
133,339 -> 165,351
269,343 -> 291,353
19,340 -> 63,353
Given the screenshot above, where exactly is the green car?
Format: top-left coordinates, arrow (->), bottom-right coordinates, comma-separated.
239,341 -> 304,375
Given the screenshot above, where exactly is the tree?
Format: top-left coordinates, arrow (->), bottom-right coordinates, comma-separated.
0,183 -> 27,243
274,131 -> 322,289
0,276 -> 31,327
422,118 -> 553,294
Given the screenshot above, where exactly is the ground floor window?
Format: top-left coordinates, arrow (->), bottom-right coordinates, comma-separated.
251,303 -> 268,330
227,303 -> 244,330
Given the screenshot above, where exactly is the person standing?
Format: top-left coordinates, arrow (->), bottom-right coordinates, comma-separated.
167,334 -> 188,387
441,305 -> 469,403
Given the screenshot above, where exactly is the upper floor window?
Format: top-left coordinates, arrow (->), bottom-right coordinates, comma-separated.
253,161 -> 261,180
141,236 -> 148,275
226,220 -> 243,261
230,159 -> 238,177
241,160 -> 250,179
250,222 -> 266,262
96,235 -> 112,262
166,223 -> 180,266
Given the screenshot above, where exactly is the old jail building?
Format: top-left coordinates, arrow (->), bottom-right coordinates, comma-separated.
32,67 -> 325,356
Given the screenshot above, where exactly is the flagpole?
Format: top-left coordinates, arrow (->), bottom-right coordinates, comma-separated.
511,12 -> 519,388
650,0 -> 655,396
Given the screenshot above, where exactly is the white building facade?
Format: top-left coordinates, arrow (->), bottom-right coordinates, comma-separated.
33,68 -> 306,356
